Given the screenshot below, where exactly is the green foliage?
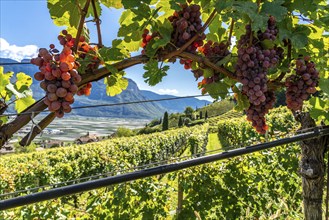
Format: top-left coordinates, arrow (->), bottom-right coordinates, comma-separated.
0,125 -> 209,195
183,106 -> 194,119
178,116 -> 183,127
143,59 -> 170,86
0,67 -> 35,125
218,106 -> 298,148
14,142 -> 37,154
115,127 -> 136,137
104,72 -> 129,96
137,126 -> 161,134
162,111 -> 169,131
176,143 -> 302,219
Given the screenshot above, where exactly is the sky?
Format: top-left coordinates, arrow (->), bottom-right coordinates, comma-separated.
0,0 -> 211,100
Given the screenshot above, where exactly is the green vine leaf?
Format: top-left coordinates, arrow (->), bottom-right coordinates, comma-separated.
203,81 -> 229,99
0,67 -> 13,92
104,72 -> 129,96
309,97 -> 329,125
261,0 -> 287,22
16,72 -> 33,90
100,0 -> 123,9
143,59 -> 169,86
15,96 -> 35,113
232,85 -> 250,111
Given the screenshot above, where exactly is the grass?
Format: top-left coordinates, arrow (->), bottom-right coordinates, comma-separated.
206,133 -> 222,155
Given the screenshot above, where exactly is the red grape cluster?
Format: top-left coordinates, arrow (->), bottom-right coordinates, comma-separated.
285,56 -> 319,111
194,40 -> 230,80
257,16 -> 278,41
169,4 -> 205,51
201,40 -> 230,63
169,3 -> 205,69
77,82 -> 92,96
31,30 -> 96,118
246,91 -> 276,134
235,17 -> 282,134
31,44 -> 79,118
141,29 -> 155,55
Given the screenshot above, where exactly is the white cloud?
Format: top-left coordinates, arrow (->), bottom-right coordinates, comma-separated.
158,89 -> 179,95
0,38 -> 38,62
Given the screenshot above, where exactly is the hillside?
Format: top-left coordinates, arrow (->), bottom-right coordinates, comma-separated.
1,58 -> 210,118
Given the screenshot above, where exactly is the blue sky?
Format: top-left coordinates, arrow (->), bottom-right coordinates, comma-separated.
0,0 -> 211,100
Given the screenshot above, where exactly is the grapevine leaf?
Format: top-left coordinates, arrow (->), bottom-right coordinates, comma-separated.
121,0 -> 141,8
309,97 -> 329,125
203,68 -> 214,78
143,59 -> 169,86
104,72 -> 129,96
0,116 -> 8,126
233,2 -> 268,32
98,46 -> 126,62
261,0 -> 287,22
151,19 -> 173,49
319,78 -> 329,95
48,0 -> 80,28
16,72 -> 33,90
169,0 -> 185,11
290,25 -> 311,49
0,67 -> 13,92
100,0 -> 123,9
232,85 -> 250,111
203,81 -> 229,99
15,96 -> 35,113
216,54 -> 232,66
215,0 -> 232,12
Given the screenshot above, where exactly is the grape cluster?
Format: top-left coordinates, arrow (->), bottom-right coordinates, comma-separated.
194,40 -> 230,81
235,17 -> 282,134
169,3 -> 205,52
257,16 -> 278,41
246,91 -> 276,134
141,29 -> 155,55
285,56 -> 319,111
201,40 -> 230,63
31,44 -> 79,118
169,3 -> 205,69
31,30 -> 96,118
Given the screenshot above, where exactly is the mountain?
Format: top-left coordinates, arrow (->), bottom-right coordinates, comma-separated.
1,58 -> 210,118
141,90 -> 210,113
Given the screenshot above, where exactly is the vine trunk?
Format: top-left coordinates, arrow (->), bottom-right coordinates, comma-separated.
297,112 -> 329,220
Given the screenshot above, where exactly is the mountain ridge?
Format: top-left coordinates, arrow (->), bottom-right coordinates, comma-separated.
1,58 -> 210,118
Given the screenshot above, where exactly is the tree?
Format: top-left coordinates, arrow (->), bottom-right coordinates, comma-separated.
0,1 -> 328,218
162,111 -> 169,131
205,111 -> 208,120
178,116 -> 183,127
184,106 -> 194,119
199,111 -> 203,119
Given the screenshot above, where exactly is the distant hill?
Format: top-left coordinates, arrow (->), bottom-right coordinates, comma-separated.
141,90 -> 210,113
1,58 -> 210,118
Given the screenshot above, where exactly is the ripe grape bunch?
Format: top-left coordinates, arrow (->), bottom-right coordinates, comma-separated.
169,3 -> 206,69
31,30 -> 90,118
235,17 -> 282,134
285,56 -> 319,111
195,40 -> 230,85
141,29 -> 155,55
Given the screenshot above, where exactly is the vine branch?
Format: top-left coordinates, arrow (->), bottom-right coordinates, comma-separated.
91,0 -> 103,48
227,19 -> 235,46
73,0 -> 91,53
20,113 -> 56,146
